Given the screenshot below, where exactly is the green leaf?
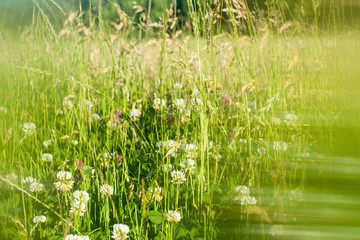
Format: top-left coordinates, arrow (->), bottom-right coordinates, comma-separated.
190,227 -> 199,238
175,225 -> 190,239
147,210 -> 163,224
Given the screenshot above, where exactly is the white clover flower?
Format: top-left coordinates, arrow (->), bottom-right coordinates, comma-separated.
182,144 -> 197,158
171,170 -> 186,185
106,121 -> 118,129
180,159 -> 196,174
239,138 -> 247,144
70,200 -> 87,216
193,88 -> 200,96
270,225 -> 284,237
173,99 -> 186,111
90,113 -> 101,121
70,190 -> 89,216
43,139 -> 52,148
285,113 -> 297,124
22,123 -> 36,136
289,189 -> 304,202
129,108 -> 141,121
240,196 -> 257,213
112,223 -> 130,240
54,171 -> 74,191
30,182 -> 44,193
148,186 -> 163,201
162,164 -> 173,173
198,174 -> 205,182
174,83 -> 183,90
63,100 -> 73,110
164,210 -> 181,223
273,141 -> 288,152
257,147 -> 266,156
153,98 -> 166,110
33,215 -> 46,224
235,185 -> 250,198
65,234 -> 91,240
190,97 -> 202,106
71,140 -> 79,145
42,153 -> 53,162
23,176 -> 37,185
0,106 -> 7,115
83,166 -> 96,177
73,190 -> 90,203
100,184 -> 114,197
272,117 -> 281,125
78,99 -> 93,112
5,173 -> 18,182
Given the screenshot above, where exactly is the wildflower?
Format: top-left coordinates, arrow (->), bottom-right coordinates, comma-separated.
190,97 -> 202,107
289,189 -> 304,202
78,99 -> 93,112
239,138 -> 247,144
285,113 -> 297,124
71,140 -> 79,145
270,225 -> 284,237
114,109 -> 122,118
33,215 -> 46,224
162,164 -> 173,172
240,196 -> 257,213
171,170 -> 186,185
54,171 -> 74,191
107,121 -> 118,129
180,159 -> 196,174
153,98 -> 166,110
148,186 -> 163,201
182,144 -> 197,158
193,88 -> 200,96
208,141 -> 214,150
222,95 -> 231,106
5,173 -> 18,182
100,184 -> 114,197
90,113 -> 101,121
234,185 -> 250,199
70,190 -> 90,216
164,210 -> 181,223
257,147 -> 266,156
23,176 -> 37,184
42,153 -> 53,162
22,123 -> 36,136
272,117 -> 281,125
129,108 -> 141,121
43,139 -> 52,148
65,234 -> 91,240
83,166 -> 96,177
73,190 -> 90,203
173,83 -> 183,90
173,99 -> 186,112
273,141 -> 288,152
63,100 -> 73,110
112,223 -> 130,240
0,106 -> 7,114
30,182 -> 44,193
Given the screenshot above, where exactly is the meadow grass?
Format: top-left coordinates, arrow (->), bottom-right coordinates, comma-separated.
0,1 -> 360,240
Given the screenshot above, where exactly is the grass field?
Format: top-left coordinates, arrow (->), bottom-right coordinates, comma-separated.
0,1 -> 359,239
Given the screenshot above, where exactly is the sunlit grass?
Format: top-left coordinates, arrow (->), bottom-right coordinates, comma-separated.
0,1 -> 359,240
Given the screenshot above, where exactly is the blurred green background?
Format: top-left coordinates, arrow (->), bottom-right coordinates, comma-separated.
1,0 -> 359,33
